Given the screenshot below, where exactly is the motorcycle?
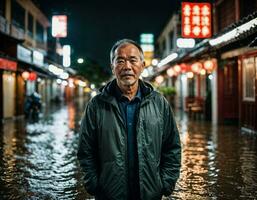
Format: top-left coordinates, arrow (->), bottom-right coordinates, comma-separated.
24,92 -> 42,121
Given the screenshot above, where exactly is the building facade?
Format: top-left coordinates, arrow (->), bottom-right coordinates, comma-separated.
150,0 -> 257,133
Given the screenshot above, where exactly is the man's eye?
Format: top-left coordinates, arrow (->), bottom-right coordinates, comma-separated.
116,59 -> 125,64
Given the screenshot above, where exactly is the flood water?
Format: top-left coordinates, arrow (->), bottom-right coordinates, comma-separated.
0,98 -> 257,200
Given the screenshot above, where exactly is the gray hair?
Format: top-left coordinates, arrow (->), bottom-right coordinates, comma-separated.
110,39 -> 144,64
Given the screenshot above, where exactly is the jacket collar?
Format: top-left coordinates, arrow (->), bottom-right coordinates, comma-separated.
98,79 -> 154,106
114,82 -> 142,102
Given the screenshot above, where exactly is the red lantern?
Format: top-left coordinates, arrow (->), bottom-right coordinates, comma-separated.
180,63 -> 188,73
191,62 -> 202,73
22,71 -> 30,80
29,72 -> 37,81
167,68 -> 175,77
204,60 -> 215,72
174,65 -> 181,73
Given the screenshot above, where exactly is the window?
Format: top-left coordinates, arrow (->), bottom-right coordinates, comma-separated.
240,0 -> 257,19
11,0 -> 25,28
243,57 -> 255,101
36,21 -> 44,42
28,13 -> 33,38
217,0 -> 235,31
169,31 -> 174,50
162,40 -> 166,53
0,0 -> 5,16
177,23 -> 181,36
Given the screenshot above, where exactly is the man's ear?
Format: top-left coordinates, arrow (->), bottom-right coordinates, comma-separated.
141,61 -> 146,72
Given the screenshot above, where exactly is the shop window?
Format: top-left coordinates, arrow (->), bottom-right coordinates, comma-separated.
243,57 -> 255,101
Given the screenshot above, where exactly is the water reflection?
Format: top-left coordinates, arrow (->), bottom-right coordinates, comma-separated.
0,98 -> 90,200
171,117 -> 257,200
0,100 -> 257,199
172,120 -> 210,200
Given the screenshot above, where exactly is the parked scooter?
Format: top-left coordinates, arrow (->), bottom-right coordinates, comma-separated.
24,92 -> 42,121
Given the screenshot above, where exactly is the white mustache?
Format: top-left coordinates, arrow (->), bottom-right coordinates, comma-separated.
121,72 -> 134,76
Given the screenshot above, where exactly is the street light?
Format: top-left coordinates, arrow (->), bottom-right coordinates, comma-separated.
77,58 -> 84,64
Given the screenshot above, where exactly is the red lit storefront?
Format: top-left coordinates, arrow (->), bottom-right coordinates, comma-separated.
0,58 -> 18,119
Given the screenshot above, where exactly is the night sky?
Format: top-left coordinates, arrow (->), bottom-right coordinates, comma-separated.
35,0 -> 180,68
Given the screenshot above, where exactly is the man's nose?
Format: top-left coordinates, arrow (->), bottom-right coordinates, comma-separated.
123,60 -> 132,70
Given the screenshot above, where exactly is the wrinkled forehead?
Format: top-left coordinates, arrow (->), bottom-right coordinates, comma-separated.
114,43 -> 141,58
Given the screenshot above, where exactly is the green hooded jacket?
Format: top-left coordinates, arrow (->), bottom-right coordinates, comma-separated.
77,79 -> 181,200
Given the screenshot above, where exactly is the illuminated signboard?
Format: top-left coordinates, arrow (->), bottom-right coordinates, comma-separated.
140,34 -> 154,44
0,58 -> 17,71
181,2 -> 212,38
176,38 -> 195,48
140,33 -> 154,66
52,15 -> 67,38
17,45 -> 32,63
63,45 -> 71,67
33,50 -> 44,66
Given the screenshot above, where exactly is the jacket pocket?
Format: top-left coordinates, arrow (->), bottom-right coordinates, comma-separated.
142,158 -> 163,200
98,161 -> 123,199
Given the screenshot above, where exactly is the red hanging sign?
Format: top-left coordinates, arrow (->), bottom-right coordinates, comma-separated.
0,58 -> 17,71
181,2 -> 212,38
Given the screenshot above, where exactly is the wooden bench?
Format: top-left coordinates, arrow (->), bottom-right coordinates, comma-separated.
188,97 -> 205,119
185,97 -> 195,112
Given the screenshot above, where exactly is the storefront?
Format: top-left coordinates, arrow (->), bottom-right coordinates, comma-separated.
239,50 -> 257,132
0,58 -> 18,119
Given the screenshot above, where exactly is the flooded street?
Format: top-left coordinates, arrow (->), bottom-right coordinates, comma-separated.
0,99 -> 89,200
0,99 -> 257,200
172,115 -> 257,200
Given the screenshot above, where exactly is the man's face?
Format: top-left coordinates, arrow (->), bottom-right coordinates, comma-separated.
111,44 -> 145,87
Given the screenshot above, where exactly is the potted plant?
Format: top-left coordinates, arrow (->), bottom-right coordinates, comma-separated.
158,86 -> 176,108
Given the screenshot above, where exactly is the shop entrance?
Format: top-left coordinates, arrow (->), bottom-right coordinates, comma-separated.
218,59 -> 239,124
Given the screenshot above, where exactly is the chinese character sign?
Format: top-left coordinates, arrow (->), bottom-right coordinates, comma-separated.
52,15 -> 67,38
182,2 -> 212,38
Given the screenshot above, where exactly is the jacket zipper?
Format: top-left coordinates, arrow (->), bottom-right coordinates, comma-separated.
112,104 -> 128,199
136,99 -> 150,199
